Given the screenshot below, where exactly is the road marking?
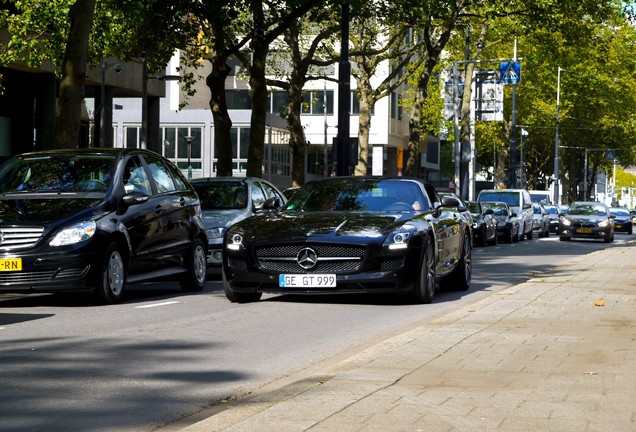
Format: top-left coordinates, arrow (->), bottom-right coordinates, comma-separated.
135,301 -> 180,309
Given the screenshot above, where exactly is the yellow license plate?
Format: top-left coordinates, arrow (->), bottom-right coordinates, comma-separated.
0,258 -> 22,271
577,228 -> 592,234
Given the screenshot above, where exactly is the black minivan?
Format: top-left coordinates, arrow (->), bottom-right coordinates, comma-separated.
0,148 -> 208,304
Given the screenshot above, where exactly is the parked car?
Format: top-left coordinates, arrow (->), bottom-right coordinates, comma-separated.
608,207 -> 633,234
559,201 -> 615,243
631,209 -> 636,224
0,148 -> 208,304
222,177 -> 473,304
440,192 -> 473,226
190,177 -> 287,273
543,204 -> 562,234
466,200 -> 497,246
477,188 -> 534,240
532,203 -> 550,238
480,201 -> 520,243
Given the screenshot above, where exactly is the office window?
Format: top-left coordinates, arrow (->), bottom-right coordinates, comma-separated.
351,91 -> 375,115
301,90 -> 334,115
226,90 -> 251,109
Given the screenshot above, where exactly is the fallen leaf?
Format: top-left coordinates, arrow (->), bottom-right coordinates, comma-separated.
594,300 -> 605,307
584,371 -> 598,375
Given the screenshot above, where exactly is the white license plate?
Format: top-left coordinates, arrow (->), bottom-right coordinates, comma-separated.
279,274 -> 336,288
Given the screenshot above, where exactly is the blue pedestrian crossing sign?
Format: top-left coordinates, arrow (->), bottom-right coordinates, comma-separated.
500,61 -> 521,85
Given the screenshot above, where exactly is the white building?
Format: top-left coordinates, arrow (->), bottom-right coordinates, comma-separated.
111,51 -> 442,190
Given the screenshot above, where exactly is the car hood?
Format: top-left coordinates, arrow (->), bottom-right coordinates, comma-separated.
234,211 -> 409,242
201,209 -> 251,228
0,197 -> 103,225
566,215 -> 608,223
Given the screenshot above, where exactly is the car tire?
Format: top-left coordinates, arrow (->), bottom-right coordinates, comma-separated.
410,237 -> 435,304
560,236 -> 570,241
488,231 -> 498,246
512,229 -> 519,243
526,225 -> 533,240
223,273 -> 263,303
441,233 -> 471,292
180,238 -> 207,292
95,242 -> 126,305
476,229 -> 486,247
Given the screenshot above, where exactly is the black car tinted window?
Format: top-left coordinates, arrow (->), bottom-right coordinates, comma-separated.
285,179 -> 429,212
0,154 -> 115,193
123,157 -> 151,195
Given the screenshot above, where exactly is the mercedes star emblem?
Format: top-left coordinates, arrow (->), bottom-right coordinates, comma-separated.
296,247 -> 318,270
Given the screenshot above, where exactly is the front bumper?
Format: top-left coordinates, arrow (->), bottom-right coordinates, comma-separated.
0,247 -> 98,293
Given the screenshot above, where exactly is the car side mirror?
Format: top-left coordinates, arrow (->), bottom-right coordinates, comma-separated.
261,196 -> 281,211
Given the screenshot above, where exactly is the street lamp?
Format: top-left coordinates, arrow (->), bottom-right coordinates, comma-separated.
554,66 -> 565,204
184,135 -> 194,179
100,58 -> 121,147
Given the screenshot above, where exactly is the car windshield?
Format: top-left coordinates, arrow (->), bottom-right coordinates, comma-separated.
0,154 -> 116,194
193,182 -> 248,210
533,205 -> 542,214
479,191 -> 518,207
609,208 -> 629,217
568,204 -> 607,216
481,203 -> 507,216
543,205 -> 559,214
284,179 -> 429,213
466,201 -> 481,213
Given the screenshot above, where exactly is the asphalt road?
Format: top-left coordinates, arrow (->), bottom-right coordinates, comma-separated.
0,233 -> 632,432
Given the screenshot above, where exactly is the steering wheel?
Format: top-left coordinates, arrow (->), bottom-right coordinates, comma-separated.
382,202 -> 413,211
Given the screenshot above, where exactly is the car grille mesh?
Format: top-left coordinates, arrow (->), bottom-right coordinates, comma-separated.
0,227 -> 45,249
256,244 -> 365,274
0,267 -> 87,285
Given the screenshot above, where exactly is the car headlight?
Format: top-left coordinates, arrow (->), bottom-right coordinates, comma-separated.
560,217 -> 572,226
598,219 -> 609,228
384,224 -> 416,250
206,227 -> 225,240
226,228 -> 244,251
49,221 -> 96,247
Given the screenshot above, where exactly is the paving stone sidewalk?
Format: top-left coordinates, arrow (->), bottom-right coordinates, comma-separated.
182,242 -> 636,432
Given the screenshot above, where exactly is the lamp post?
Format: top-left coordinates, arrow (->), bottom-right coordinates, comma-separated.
140,65 -> 181,150
554,66 -> 565,204
518,126 -> 528,188
100,58 -> 121,147
184,135 -> 194,179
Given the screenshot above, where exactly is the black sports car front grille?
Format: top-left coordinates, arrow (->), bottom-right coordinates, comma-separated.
255,244 -> 365,274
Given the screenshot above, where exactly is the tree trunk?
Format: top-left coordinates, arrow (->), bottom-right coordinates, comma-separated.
247,1 -> 267,178
53,0 -> 96,149
354,83 -> 373,176
207,54 -> 233,177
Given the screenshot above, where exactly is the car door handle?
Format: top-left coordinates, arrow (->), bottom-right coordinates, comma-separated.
179,198 -> 187,207
154,205 -> 163,214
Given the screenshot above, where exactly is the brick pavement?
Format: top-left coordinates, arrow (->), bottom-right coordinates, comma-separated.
182,242 -> 636,432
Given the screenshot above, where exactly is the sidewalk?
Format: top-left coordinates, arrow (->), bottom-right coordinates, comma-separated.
182,242 -> 636,432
